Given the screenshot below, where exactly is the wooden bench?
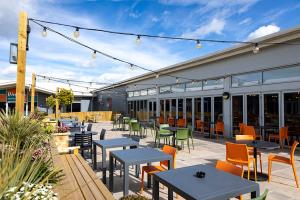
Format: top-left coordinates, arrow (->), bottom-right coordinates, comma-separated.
51,143 -> 114,200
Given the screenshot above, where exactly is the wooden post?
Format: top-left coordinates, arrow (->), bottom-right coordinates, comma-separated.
31,73 -> 36,113
55,87 -> 59,119
16,11 -> 28,113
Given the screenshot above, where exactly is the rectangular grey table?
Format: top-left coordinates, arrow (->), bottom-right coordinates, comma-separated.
153,164 -> 260,200
92,138 -> 139,184
109,148 -> 173,196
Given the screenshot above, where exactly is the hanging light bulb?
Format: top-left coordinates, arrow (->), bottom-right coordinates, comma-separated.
92,50 -> 97,59
253,43 -> 260,54
196,40 -> 202,48
136,35 -> 141,45
156,74 -> 159,79
129,64 -> 134,70
176,77 -> 179,84
42,27 -> 47,37
74,27 -> 80,38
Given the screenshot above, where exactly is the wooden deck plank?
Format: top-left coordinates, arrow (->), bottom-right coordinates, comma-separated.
66,155 -> 96,200
70,154 -> 107,200
52,154 -> 85,200
76,154 -> 114,200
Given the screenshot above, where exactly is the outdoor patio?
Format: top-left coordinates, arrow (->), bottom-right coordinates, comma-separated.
87,122 -> 300,200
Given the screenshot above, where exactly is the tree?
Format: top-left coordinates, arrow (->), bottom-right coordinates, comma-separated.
46,95 -> 56,108
56,88 -> 74,106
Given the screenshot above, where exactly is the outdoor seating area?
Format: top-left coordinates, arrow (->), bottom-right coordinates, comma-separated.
72,119 -> 300,200
2,2 -> 300,200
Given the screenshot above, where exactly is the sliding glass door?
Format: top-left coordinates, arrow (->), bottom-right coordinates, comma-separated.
232,95 -> 243,135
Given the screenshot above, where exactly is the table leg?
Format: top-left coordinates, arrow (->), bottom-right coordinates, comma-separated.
102,147 -> 107,184
167,159 -> 173,199
251,191 -> 257,198
153,176 -> 159,200
109,154 -> 114,192
93,143 -> 97,170
123,164 -> 129,197
254,147 -> 258,175
147,163 -> 151,188
172,133 -> 176,147
135,164 -> 140,178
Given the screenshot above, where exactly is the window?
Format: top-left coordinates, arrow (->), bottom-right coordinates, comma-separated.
186,81 -> 202,91
203,78 -> 224,90
133,91 -> 140,96
128,91 -> 133,97
159,86 -> 171,94
232,72 -> 262,87
148,88 -> 157,95
171,84 -> 185,93
284,92 -> 300,139
263,66 -> 300,84
140,90 -> 147,96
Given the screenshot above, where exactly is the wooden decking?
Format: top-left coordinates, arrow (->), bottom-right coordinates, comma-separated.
51,144 -> 114,200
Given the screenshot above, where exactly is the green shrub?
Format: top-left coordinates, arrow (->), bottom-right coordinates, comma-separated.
0,111 -> 48,148
0,140 -> 63,199
119,195 -> 150,200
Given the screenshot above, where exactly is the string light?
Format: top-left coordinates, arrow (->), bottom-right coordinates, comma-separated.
32,19 -> 293,85
176,77 -> 179,84
253,43 -> 260,54
136,35 -> 141,45
92,50 -> 97,59
74,27 -> 80,38
155,74 -> 159,79
42,27 -> 47,37
196,40 -> 202,48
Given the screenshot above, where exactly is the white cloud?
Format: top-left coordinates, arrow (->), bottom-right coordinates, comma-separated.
181,18 -> 225,38
0,0 -> 186,92
247,24 -> 280,40
239,18 -> 252,25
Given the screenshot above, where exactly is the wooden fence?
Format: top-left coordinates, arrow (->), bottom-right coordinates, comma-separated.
47,111 -> 113,122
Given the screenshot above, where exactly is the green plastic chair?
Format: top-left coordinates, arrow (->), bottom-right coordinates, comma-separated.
187,124 -> 194,150
251,189 -> 268,200
176,128 -> 190,153
155,124 -> 173,148
130,121 -> 142,137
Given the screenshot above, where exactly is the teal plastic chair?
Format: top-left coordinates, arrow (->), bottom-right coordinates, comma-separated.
251,189 -> 268,200
187,124 -> 194,150
176,128 -> 190,153
155,124 -> 173,148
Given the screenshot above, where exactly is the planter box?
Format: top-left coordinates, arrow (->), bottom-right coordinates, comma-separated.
52,132 -> 71,153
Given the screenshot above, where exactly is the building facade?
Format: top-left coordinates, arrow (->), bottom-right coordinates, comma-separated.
93,26 -> 300,138
0,83 -> 93,115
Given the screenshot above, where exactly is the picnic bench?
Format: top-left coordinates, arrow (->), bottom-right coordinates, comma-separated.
51,141 -> 115,200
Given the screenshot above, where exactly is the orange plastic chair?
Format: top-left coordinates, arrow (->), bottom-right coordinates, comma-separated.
140,145 -> 177,193
268,127 -> 289,149
177,118 -> 186,128
226,142 -> 257,181
268,141 -> 299,188
235,135 -> 263,174
159,115 -> 164,124
216,160 -> 244,177
215,160 -> 244,200
215,121 -> 224,141
239,123 -> 246,135
244,126 -> 261,140
168,117 -> 175,127
195,120 -> 204,134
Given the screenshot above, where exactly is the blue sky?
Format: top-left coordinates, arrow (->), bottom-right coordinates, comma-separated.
0,0 -> 300,94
